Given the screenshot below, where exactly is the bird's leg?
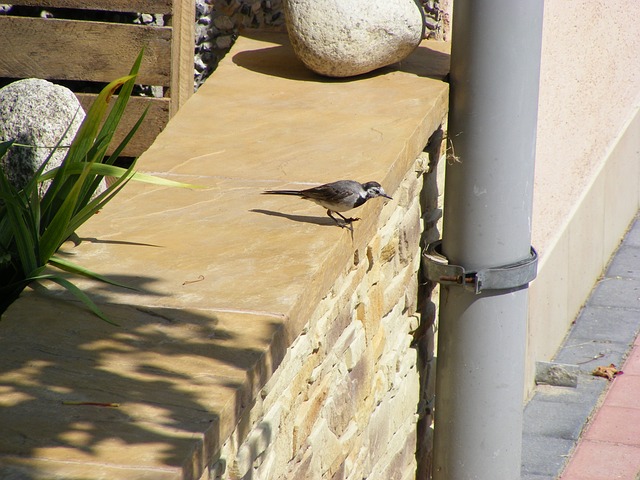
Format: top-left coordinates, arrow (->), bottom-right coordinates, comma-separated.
334,211 -> 360,223
327,210 -> 360,227
327,210 -> 345,227
327,211 -> 356,233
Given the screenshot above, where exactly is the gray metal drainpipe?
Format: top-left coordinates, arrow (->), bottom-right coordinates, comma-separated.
425,1 -> 544,478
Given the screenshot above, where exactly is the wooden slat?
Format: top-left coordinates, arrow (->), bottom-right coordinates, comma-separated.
7,0 -> 172,14
0,17 -> 171,85
77,94 -> 170,157
169,0 -> 195,114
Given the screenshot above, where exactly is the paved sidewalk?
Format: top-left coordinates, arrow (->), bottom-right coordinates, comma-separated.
522,213 -> 640,480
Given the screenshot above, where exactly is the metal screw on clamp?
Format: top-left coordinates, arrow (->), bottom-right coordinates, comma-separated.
422,241 -> 538,294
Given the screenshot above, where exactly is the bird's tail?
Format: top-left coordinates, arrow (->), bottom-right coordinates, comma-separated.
262,189 -> 303,196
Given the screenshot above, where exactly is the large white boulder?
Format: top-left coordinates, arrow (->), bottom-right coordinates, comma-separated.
0,78 -> 85,196
283,0 -> 425,77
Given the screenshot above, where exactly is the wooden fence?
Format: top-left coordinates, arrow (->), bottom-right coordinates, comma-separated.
0,0 -> 195,157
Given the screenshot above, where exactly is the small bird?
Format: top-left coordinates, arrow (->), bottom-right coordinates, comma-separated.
263,180 -> 392,227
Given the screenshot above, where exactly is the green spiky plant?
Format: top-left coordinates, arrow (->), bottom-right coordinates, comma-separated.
0,51 -> 196,323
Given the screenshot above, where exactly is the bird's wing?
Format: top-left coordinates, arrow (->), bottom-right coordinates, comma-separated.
301,182 -> 357,202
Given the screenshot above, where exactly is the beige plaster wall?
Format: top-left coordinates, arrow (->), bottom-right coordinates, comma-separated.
527,1 -> 640,389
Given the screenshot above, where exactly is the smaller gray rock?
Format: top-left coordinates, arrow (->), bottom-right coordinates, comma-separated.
535,361 -> 579,388
0,79 -> 85,197
283,0 -> 425,77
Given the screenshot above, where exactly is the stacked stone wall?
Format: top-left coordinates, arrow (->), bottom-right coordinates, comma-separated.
208,131 -> 445,480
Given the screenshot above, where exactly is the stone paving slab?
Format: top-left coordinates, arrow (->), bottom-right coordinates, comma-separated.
0,295 -> 283,479
0,458 -> 179,480
560,341 -> 640,479
522,213 -> 640,479
522,434 -> 576,478
607,245 -> 640,278
523,393 -> 596,440
145,31 -> 450,189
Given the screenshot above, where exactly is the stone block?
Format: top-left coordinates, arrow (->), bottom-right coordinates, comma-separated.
235,420 -> 275,477
396,349 -> 419,389
404,262 -> 421,317
282,447 -> 315,480
253,446 -> 277,480
362,401 -> 393,471
371,368 -> 390,407
521,434 -> 574,477
307,419 -> 342,477
370,324 -> 387,365
399,218 -> 422,268
326,348 -> 374,436
323,396 -> 353,440
523,396 -> 592,441
381,306 -> 413,361
606,244 -> 640,279
358,280 -> 385,344
588,276 -> 640,310
365,236 -> 382,272
328,320 -> 365,369
569,305 -> 640,344
261,331 -> 312,401
400,169 -> 423,202
383,262 -> 418,317
534,361 -> 579,388
292,372 -> 333,453
369,427 -> 418,480
313,307 -> 353,360
343,322 -> 367,372
380,234 -> 399,265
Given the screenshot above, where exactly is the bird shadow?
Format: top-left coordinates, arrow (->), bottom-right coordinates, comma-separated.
250,208 -> 336,227
251,209 -> 356,240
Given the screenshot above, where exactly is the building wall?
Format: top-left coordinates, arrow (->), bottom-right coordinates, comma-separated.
527,0 -> 640,391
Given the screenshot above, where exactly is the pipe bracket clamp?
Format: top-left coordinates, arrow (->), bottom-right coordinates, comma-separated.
422,241 -> 538,294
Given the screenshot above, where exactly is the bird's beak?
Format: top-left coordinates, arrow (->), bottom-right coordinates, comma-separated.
382,193 -> 393,200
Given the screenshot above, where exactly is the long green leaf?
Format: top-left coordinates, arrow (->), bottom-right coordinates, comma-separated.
66,74 -> 136,165
40,75 -> 135,217
38,163 -> 92,263
0,166 -> 38,274
64,170 -> 135,239
77,53 -> 145,207
98,50 -> 144,151
0,51 -> 190,323
49,255 -> 138,291
106,106 -> 148,166
30,273 -> 118,325
29,105 -> 84,185
40,163 -> 203,188
0,140 -> 13,158
82,113 -> 146,203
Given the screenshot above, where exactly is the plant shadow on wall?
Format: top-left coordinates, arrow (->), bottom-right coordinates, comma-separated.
0,293 -> 285,479
0,51 -> 197,323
